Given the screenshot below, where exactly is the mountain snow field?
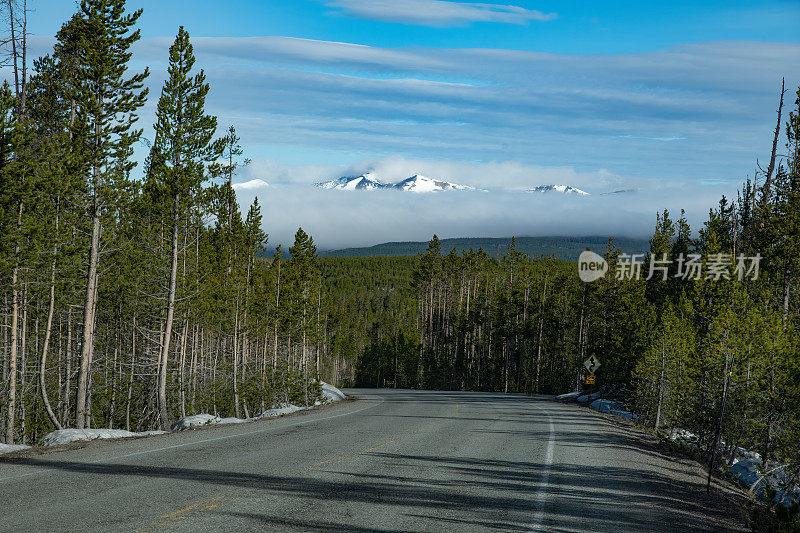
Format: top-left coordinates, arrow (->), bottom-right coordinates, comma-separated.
314,174 -> 600,196
315,173 -> 475,192
527,184 -> 591,195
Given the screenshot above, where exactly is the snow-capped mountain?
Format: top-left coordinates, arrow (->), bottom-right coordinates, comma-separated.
527,184 -> 590,196
315,172 -> 390,190
315,173 -> 472,193
392,175 -> 474,193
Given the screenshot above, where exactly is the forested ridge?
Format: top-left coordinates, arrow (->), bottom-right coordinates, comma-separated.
320,235 -> 651,260
0,2 -> 799,521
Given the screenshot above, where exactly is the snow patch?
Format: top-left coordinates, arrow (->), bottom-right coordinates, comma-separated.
527,184 -> 590,196
316,173 -> 390,190
577,391 -> 600,403
321,382 -> 347,402
217,417 -> 249,425
588,399 -> 637,421
589,399 -> 622,413
667,429 -> 798,505
173,402 -> 313,430
259,404 -> 303,418
172,414 -> 223,430
393,174 -> 474,193
555,391 -> 582,401
0,443 -> 31,455
39,428 -> 167,446
315,173 -> 474,193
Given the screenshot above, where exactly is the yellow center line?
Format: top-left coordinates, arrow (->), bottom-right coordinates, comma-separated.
159,496 -> 223,518
136,496 -> 229,532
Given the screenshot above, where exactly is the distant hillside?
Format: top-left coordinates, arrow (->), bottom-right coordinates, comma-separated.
320,236 -> 651,260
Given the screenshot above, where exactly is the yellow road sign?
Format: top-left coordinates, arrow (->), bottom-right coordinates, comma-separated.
586,375 -> 596,385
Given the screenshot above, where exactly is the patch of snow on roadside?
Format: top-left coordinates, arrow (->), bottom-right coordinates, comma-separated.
39,428 -> 160,446
589,399 -> 622,413
577,392 -> 600,403
173,401 -> 322,430
0,443 -> 30,455
730,460 -> 762,491
555,391 -> 581,401
610,409 -> 638,421
171,414 -> 222,431
140,430 -> 169,437
217,417 -> 248,425
321,382 -> 346,402
669,429 -> 699,449
667,429 -> 798,505
259,404 -> 303,418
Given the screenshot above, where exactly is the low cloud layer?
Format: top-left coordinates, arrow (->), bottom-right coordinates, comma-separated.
233,156 -> 733,250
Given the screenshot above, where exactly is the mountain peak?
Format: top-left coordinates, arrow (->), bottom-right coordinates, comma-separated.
316,173 -> 472,193
527,184 -> 590,196
315,173 -> 389,190
393,174 -> 474,193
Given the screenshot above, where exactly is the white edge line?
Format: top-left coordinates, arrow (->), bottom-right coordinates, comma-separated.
531,403 -> 555,532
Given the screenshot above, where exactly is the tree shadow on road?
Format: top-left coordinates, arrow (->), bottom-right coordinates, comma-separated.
3,447 -> 745,532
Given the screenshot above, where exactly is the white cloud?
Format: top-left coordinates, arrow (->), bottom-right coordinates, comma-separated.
322,0 -> 556,27
232,178 -> 269,191
186,36 -> 446,72
108,35 -> 798,206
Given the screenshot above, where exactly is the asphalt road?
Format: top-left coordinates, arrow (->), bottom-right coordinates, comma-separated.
1,389 -> 745,532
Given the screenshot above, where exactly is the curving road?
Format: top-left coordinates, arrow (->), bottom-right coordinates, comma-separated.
1,389 -> 745,532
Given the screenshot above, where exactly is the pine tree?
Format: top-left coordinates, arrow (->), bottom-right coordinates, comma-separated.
146,26 -> 220,429
69,0 -> 149,429
287,228 -> 319,406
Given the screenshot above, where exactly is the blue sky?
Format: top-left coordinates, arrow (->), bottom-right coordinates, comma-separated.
32,1 -> 800,53
25,0 -> 800,248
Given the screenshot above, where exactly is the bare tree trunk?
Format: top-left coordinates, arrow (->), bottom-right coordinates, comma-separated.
158,195 -> 180,430
39,213 -> 63,430
190,324 -> 198,412
76,201 -> 101,429
178,319 -> 188,418
62,306 -> 72,427
5,264 -> 20,444
233,298 -> 241,419
759,77 -> 785,204
19,285 -> 27,441
107,343 -> 118,429
125,314 -> 136,431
